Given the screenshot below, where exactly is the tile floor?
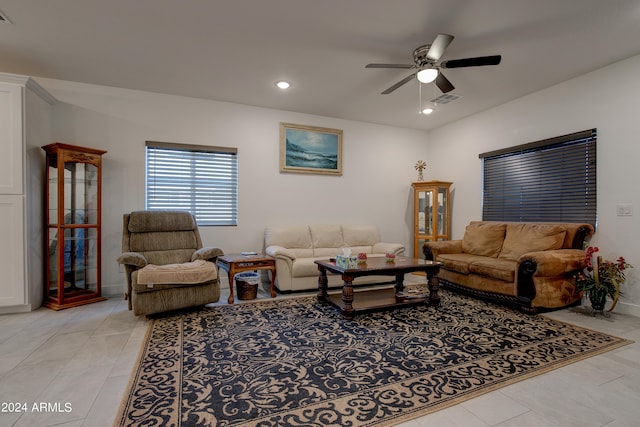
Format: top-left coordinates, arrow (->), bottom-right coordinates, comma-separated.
0,278 -> 638,427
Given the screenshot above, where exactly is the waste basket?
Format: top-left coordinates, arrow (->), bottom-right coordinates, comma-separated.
235,272 -> 260,300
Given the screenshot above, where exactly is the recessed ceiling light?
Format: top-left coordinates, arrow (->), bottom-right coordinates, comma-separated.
421,107 -> 434,115
275,81 -> 291,90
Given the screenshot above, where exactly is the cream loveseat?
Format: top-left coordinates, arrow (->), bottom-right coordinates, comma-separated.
423,221 -> 594,313
264,224 -> 405,292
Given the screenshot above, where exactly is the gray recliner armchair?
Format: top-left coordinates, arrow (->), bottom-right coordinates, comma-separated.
117,210 -> 224,316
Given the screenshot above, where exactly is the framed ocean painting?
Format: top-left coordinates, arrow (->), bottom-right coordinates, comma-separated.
279,122 -> 342,175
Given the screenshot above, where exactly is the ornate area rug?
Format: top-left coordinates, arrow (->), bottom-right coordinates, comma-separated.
115,291 -> 631,427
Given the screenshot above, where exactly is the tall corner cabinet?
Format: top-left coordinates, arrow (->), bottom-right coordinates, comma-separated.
43,143 -> 107,310
411,181 -> 452,258
0,73 -> 55,313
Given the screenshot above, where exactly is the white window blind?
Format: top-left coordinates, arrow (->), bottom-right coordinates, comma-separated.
480,129 -> 597,226
145,141 -> 238,226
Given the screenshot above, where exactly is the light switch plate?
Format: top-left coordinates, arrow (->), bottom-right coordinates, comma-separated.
616,203 -> 633,216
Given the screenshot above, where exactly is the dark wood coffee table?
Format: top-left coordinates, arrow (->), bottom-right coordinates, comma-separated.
315,256 -> 441,319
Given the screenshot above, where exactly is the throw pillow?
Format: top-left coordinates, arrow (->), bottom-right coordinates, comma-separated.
461,222 -> 507,257
498,224 -> 567,261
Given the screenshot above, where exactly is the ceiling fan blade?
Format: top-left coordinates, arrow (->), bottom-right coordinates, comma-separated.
440,55 -> 502,68
381,73 -> 416,94
426,33 -> 454,61
435,72 -> 455,93
366,63 -> 414,69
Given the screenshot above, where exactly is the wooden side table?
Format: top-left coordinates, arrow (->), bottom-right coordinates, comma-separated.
216,254 -> 277,304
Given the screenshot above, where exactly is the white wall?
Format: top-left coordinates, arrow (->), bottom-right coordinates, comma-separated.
36,78 -> 430,296
428,54 -> 640,316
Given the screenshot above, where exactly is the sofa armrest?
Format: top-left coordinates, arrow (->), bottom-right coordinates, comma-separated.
117,252 -> 148,268
516,249 -> 587,310
372,242 -> 405,256
518,249 -> 586,277
423,240 -> 463,260
192,247 -> 224,262
265,245 -> 297,261
117,252 -> 147,311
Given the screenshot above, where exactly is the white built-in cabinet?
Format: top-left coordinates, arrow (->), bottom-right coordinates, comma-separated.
0,73 -> 55,313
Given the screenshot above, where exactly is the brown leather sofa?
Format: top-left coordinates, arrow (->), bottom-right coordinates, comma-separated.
423,221 -> 594,313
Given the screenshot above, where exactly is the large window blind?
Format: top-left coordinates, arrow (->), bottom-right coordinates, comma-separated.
145,141 -> 238,226
480,129 -> 596,226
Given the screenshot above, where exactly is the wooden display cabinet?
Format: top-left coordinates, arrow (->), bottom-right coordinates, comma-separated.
411,181 -> 452,258
43,143 -> 107,310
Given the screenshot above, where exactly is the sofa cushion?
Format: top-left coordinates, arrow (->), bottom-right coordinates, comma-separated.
291,257 -> 321,278
462,222 -> 507,257
346,246 -> 374,255
286,248 -> 315,258
499,224 -> 567,261
132,273 -> 216,294
436,253 -> 491,275
138,249 -> 194,266
343,225 -> 380,247
136,260 -> 217,286
314,247 -> 341,257
129,231 -> 198,253
468,258 -> 516,282
265,225 -> 312,249
310,225 -> 344,248
128,210 -> 196,232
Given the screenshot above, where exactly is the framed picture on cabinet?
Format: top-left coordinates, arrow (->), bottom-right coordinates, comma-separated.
279,122 -> 342,175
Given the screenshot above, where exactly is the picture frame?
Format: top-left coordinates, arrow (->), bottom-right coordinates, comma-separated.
280,122 -> 343,175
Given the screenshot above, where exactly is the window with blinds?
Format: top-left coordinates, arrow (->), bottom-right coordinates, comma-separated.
145,141 -> 238,226
480,129 -> 596,226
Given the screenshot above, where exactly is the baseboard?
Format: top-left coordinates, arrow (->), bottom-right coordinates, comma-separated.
102,282 -> 126,298
613,301 -> 640,318
0,304 -> 32,314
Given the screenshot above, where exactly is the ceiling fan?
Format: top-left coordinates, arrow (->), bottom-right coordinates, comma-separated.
366,33 -> 501,95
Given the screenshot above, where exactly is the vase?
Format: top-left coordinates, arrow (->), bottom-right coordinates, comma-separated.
588,292 -> 607,312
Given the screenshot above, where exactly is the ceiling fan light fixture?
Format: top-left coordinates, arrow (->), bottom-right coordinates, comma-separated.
416,68 -> 438,84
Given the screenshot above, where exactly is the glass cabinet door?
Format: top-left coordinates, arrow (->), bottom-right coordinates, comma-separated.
43,143 -> 106,310
437,186 -> 448,236
417,190 -> 434,235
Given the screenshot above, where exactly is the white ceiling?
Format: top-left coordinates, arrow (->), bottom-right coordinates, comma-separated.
2,0 -> 640,131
